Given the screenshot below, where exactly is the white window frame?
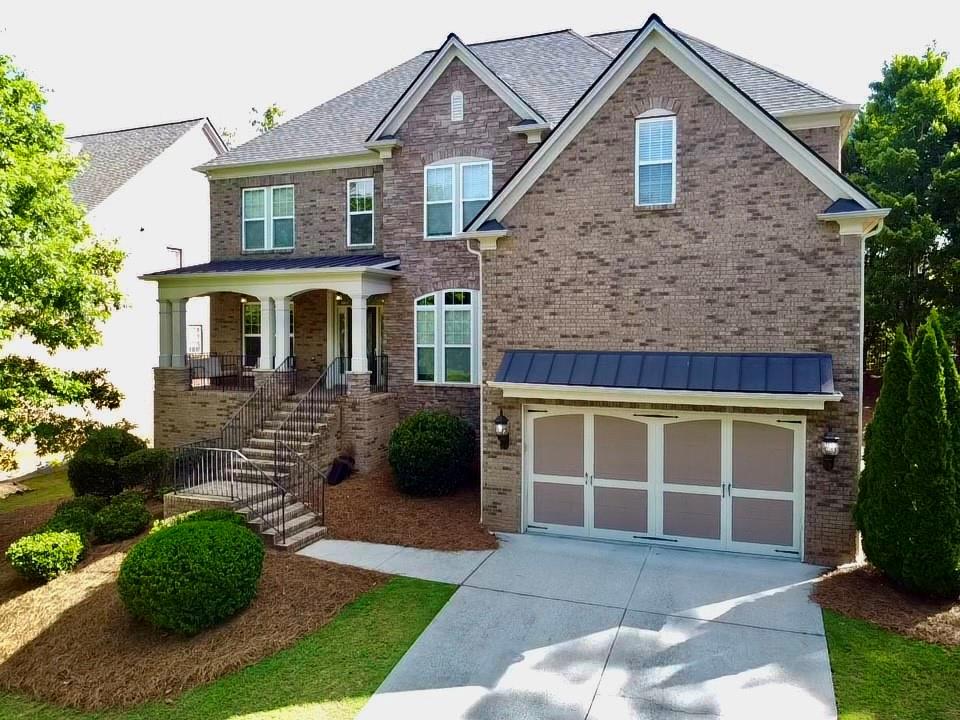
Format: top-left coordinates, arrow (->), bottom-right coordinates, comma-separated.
242,300 -> 261,366
242,184 -> 295,252
460,161 -> 493,232
423,159 -> 492,239
634,114 -> 677,207
346,178 -> 375,248
413,289 -> 479,385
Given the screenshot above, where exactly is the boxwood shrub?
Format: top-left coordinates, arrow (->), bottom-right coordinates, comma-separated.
388,410 -> 475,496
119,448 -> 172,496
150,508 -> 248,535
6,530 -> 85,582
43,495 -> 108,546
67,427 -> 147,498
117,521 -> 264,635
93,493 -> 152,542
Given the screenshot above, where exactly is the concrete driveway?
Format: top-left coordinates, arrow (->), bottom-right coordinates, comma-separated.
357,534 -> 836,720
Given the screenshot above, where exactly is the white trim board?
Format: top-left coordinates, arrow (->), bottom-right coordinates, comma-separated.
366,34 -> 546,142
467,17 -> 878,232
489,380 -> 842,410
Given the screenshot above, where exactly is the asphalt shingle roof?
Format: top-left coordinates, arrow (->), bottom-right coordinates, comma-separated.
145,254 -> 399,277
201,26 -> 852,171
68,118 -> 208,210
495,350 -> 837,395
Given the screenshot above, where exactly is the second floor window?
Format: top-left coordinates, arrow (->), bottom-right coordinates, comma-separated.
347,178 -> 375,247
635,115 -> 676,206
424,160 -> 492,238
243,185 -> 295,251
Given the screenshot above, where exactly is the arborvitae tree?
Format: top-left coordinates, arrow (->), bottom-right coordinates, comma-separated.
930,309 -> 960,452
900,323 -> 960,597
856,326 -> 913,579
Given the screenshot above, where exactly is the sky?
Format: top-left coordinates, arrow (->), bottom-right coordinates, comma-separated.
2,0 -> 958,146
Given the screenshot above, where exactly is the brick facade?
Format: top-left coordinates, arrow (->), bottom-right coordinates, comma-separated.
794,126 -> 842,171
153,368 -> 248,448
480,49 -> 861,566
341,373 -> 400,473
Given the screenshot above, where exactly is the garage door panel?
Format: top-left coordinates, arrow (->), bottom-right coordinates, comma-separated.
594,486 -> 648,533
663,492 -> 721,540
533,414 -> 584,477
594,415 -> 647,482
532,482 -> 585,527
664,420 -> 721,487
733,421 -> 794,492
732,497 -> 793,546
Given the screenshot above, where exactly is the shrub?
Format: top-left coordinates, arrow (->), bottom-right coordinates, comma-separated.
856,326 -> 912,581
388,410 -> 475,496
68,427 -> 147,498
119,448 -> 172,496
117,521 -> 264,635
149,508 -> 248,535
5,530 -> 85,582
93,494 -> 151,542
43,495 -> 108,546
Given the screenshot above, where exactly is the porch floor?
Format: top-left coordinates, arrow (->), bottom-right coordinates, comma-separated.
176,480 -> 274,502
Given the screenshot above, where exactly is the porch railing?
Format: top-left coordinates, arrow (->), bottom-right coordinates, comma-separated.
166,443 -> 288,541
185,353 -> 252,391
272,357 -> 350,522
221,356 -> 296,450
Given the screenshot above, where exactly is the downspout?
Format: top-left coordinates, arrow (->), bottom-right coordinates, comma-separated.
466,238 -> 483,523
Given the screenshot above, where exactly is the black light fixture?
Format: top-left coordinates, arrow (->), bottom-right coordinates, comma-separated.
820,429 -> 840,470
493,409 -> 510,449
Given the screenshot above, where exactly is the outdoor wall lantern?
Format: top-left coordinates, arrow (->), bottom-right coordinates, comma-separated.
820,429 -> 840,470
494,409 -> 510,449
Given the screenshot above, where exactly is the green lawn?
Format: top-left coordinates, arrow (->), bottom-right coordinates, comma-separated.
824,609 -> 960,720
0,467 -> 72,514
0,575 -> 455,720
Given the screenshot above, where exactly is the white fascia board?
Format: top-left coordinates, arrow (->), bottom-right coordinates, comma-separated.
367,35 -> 546,141
487,381 -> 843,411
468,22 -> 877,232
195,151 -> 382,179
816,208 -> 890,236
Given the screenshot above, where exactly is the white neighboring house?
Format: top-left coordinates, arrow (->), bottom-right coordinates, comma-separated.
5,118 -> 226,472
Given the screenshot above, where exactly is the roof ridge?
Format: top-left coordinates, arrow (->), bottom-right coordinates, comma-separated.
67,117 -> 206,139
463,27 -> 573,49
674,30 -> 846,106
565,29 -> 616,59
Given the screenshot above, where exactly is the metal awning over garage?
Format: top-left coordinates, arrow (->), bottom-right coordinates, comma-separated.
489,350 -> 842,410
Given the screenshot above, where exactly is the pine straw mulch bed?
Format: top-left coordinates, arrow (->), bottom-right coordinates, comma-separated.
0,543 -> 386,710
814,563 -> 960,646
324,471 -> 498,551
0,500 -> 61,603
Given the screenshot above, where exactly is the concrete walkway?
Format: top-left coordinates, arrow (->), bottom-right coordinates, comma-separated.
301,534 -> 836,720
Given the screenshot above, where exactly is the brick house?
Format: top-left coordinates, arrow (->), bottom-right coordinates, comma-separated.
146,15 -> 887,562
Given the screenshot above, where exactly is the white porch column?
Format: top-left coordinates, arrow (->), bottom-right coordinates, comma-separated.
258,297 -> 275,370
157,299 -> 172,368
350,294 -> 368,373
170,299 -> 187,368
274,296 -> 292,366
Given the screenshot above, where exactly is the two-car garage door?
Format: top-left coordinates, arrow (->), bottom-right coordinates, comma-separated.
524,406 -> 804,558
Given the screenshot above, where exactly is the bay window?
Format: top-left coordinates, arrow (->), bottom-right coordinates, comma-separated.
415,289 -> 478,384
424,159 -> 492,237
242,185 -> 295,251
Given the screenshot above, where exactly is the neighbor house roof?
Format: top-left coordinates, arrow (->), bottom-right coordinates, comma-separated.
200,26 -> 854,171
142,253 -> 400,278
69,118 -> 225,210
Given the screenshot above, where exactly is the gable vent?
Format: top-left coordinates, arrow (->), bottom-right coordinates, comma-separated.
451,91 -> 464,122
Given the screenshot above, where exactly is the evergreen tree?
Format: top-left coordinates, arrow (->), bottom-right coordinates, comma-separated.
930,309 -> 960,452
856,326 -> 913,579
900,323 -> 960,597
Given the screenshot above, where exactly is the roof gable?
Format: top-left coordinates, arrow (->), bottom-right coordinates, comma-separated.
366,34 -> 546,143
467,15 -> 876,232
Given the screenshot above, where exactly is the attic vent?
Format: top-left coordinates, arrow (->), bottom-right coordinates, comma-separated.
451,91 -> 464,122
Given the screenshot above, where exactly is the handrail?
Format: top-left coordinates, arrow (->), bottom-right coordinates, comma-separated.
272,357 -> 349,521
220,356 -> 296,450
167,445 -> 289,542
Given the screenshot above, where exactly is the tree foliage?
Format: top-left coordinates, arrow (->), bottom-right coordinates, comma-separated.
250,103 -> 284,134
0,55 -> 123,470
844,48 -> 960,346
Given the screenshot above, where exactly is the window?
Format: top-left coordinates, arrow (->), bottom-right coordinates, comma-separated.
347,178 -> 374,247
242,301 -> 261,366
451,90 -> 464,122
242,185 -> 295,251
424,160 -> 492,238
414,289 -> 477,384
635,115 -> 676,206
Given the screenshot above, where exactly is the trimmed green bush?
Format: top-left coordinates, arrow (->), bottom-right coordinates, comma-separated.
119,448 -> 172,496
150,508 -> 248,535
5,530 -> 85,582
117,521 -> 264,635
67,427 -> 147,498
93,493 -> 151,542
899,324 -> 960,597
388,410 -> 475,496
43,495 -> 108,546
856,326 -> 913,581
